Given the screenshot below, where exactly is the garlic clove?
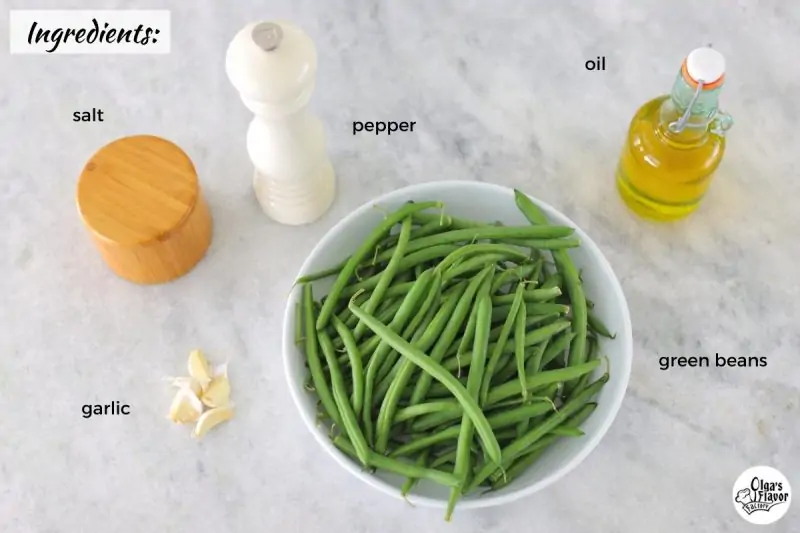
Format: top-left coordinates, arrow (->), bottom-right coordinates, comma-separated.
187,349 -> 213,388
200,374 -> 231,408
168,387 -> 204,424
192,406 -> 234,439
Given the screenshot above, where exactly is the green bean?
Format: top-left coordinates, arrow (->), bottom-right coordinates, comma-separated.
374,282 -> 466,453
560,402 -> 598,432
419,378 -> 468,399
550,427 -> 584,437
294,303 -> 303,345
539,273 -> 562,290
410,409 -> 462,432
296,261 -> 345,284
436,244 -> 530,273
412,212 -> 486,230
490,438 -> 551,490
514,190 -> 587,390
448,310 -> 559,359
338,290 -> 369,330
318,331 -> 370,466
342,245 -> 460,298
362,269 -> 434,443
410,397 -> 556,436
372,225 -> 575,264
487,400 -> 557,428
381,279 -> 466,398
355,262 -> 379,281
354,217 -> 413,340
331,316 -> 365,415
527,337 -> 550,376
480,283 -> 524,405
393,401 -> 461,424
383,281 -> 415,298
517,339 -> 558,437
377,296 -> 403,319
439,319 -> 570,376
385,217 -> 453,249
302,285 -> 341,427
390,425 -> 461,457
334,435 -> 461,488
514,296 -> 528,401
442,253 -> 513,283
514,320 -> 571,356
316,201 -> 441,330
494,428 -> 526,442
515,340 -> 551,437
493,403 -> 598,489
491,302 -> 569,323
499,237 -> 581,250
468,375 -> 608,492
350,300 -> 503,467
587,309 -> 616,339
486,359 -> 600,406
356,335 -> 381,364
399,271 -> 443,346
490,352 -> 522,387
529,258 -> 544,287
491,286 -> 562,306
453,302 -> 478,378
446,291 -> 493,519
540,331 -> 576,369
430,449 -> 459,469
343,296 -> 401,340
375,271 -> 444,385
567,336 -> 600,401
409,265 -> 494,405
490,262 -> 538,294
401,449 -> 430,496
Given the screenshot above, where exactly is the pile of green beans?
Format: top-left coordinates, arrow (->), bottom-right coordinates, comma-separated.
295,190 -> 615,521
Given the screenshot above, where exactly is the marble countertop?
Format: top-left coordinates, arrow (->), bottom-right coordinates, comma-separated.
1,1 -> 798,531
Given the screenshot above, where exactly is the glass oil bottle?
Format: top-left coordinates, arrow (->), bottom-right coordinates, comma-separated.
616,47 -> 734,221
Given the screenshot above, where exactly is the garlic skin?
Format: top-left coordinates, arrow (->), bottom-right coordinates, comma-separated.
170,376 -> 203,396
212,363 -> 228,379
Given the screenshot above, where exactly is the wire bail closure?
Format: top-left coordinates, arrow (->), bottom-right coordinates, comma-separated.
669,79 -> 705,133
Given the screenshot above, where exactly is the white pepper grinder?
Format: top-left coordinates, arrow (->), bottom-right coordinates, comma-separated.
226,21 -> 336,225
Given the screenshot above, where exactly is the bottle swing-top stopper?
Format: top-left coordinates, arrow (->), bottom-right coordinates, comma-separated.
225,21 -> 336,225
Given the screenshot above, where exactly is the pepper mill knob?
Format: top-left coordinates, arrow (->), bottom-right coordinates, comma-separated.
226,20 -> 336,225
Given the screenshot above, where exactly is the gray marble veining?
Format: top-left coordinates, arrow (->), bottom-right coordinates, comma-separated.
0,0 -> 798,531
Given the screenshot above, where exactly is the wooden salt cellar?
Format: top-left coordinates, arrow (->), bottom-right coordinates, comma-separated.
76,135 -> 212,284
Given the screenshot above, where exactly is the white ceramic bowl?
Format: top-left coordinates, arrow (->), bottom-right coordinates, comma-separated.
282,181 -> 632,509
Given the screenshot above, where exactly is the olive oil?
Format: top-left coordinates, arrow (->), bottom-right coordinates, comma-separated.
616,48 -> 733,221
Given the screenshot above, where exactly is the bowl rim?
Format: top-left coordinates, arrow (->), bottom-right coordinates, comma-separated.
282,180 -> 632,509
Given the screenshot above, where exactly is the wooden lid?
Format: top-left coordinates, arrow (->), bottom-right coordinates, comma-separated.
77,135 -> 212,284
